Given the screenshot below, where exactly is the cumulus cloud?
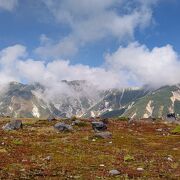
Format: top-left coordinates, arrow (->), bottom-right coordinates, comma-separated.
0,44 -> 26,84
1,43 -> 180,102
36,0 -> 158,58
105,42 -> 180,87
0,44 -> 123,90
1,42 -> 180,90
0,0 -> 18,11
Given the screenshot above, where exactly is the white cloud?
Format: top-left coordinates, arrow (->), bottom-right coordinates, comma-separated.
35,36 -> 78,58
0,0 -> 18,11
1,43 -> 180,100
17,59 -> 123,90
0,44 -> 123,90
36,0 -> 158,58
105,42 -> 180,87
0,44 -> 26,84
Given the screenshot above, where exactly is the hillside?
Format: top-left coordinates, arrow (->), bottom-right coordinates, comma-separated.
124,85 -> 180,119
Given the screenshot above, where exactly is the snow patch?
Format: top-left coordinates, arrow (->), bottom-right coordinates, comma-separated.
105,101 -> 109,108
143,100 -> 154,118
131,112 -> 136,119
171,90 -> 180,106
91,111 -> 96,117
32,104 -> 40,118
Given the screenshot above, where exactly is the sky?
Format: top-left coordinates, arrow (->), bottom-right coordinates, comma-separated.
0,0 -> 180,90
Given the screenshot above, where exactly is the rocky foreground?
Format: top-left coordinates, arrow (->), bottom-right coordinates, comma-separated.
0,118 -> 179,179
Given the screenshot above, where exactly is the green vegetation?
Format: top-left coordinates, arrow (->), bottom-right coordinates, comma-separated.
124,155 -> 135,162
12,139 -> 23,145
117,116 -> 129,121
171,125 -> 180,134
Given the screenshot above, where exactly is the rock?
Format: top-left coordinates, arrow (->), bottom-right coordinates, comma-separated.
109,169 -> 120,176
47,115 -> 56,122
2,119 -> 23,131
167,155 -> 173,162
54,122 -> 73,132
72,120 -> 81,126
167,157 -> 173,162
95,131 -> 112,139
137,167 -> 144,171
91,121 -> 107,132
101,118 -> 109,124
156,128 -> 163,132
43,156 -> 52,161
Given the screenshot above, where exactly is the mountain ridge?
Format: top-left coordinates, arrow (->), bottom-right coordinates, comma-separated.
0,81 -> 180,119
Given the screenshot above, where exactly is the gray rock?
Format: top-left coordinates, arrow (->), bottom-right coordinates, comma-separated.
47,115 -> 56,122
2,119 -> 23,131
95,131 -> 112,139
54,122 -> 73,132
92,121 -> 107,132
72,120 -> 81,126
109,169 -> 120,176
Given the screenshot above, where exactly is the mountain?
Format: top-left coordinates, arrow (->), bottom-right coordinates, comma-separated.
124,85 -> 180,119
0,82 -> 180,119
82,87 -> 150,118
0,82 -> 53,118
0,81 -> 102,118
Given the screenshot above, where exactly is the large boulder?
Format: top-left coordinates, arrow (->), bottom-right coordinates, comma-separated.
92,121 -> 107,132
2,119 -> 23,131
166,113 -> 176,121
54,122 -> 73,132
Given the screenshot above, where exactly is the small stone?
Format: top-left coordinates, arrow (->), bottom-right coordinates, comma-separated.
92,139 -> 96,142
20,169 -> 25,172
47,115 -> 56,122
109,169 -> 120,176
167,155 -> 173,162
167,157 -> 173,162
156,128 -> 163,132
43,156 -> 52,161
95,131 -> 112,139
99,164 -> 105,167
72,120 -> 81,126
137,167 -> 144,171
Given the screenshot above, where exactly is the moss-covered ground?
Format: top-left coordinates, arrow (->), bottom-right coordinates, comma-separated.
0,118 -> 179,179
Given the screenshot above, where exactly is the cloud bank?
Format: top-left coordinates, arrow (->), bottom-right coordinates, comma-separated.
0,43 -> 180,91
105,42 -> 180,87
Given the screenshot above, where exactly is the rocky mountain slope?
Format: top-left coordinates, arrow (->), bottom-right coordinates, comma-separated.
124,85 -> 180,119
0,81 -> 101,118
0,82 -> 180,119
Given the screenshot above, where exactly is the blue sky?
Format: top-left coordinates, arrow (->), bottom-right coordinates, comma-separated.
0,0 -> 180,66
0,0 -> 180,88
